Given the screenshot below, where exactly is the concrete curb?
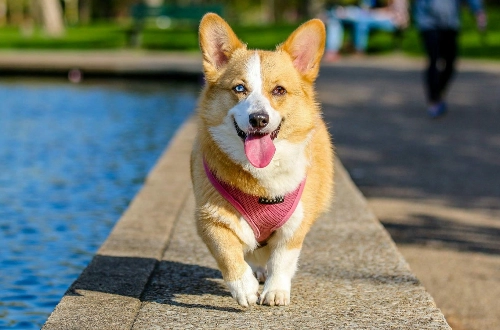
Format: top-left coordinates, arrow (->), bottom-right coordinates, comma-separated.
1,51 -> 499,77
43,116 -> 450,329
0,50 -> 203,76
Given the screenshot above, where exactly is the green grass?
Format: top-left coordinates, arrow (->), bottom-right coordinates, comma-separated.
0,21 -> 298,51
0,23 -> 127,49
367,6 -> 500,60
140,23 -> 299,50
0,7 -> 499,60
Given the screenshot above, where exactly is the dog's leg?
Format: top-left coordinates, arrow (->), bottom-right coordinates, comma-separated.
258,244 -> 301,306
226,264 -> 260,307
246,245 -> 271,283
198,221 -> 259,307
257,202 -> 309,306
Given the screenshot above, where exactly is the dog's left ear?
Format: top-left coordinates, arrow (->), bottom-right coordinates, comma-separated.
278,19 -> 325,82
199,13 -> 245,82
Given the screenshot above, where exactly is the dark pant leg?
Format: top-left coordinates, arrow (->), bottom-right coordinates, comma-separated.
421,30 -> 441,103
421,29 -> 458,103
437,29 -> 458,99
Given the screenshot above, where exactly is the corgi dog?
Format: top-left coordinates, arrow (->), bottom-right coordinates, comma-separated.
190,13 -> 334,307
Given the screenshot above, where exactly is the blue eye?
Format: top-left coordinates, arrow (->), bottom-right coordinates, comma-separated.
233,84 -> 246,93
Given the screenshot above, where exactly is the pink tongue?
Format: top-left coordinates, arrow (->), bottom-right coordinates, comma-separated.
244,134 -> 276,168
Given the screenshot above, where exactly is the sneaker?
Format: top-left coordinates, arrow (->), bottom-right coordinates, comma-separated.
427,102 -> 447,119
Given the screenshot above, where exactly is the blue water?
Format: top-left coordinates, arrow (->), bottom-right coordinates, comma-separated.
0,78 -> 199,329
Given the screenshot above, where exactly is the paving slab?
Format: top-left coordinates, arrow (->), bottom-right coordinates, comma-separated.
0,50 -> 202,76
43,116 -> 450,329
318,56 -> 500,330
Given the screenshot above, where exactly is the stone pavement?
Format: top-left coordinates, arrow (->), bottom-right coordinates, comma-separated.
42,117 -> 449,329
317,56 -> 500,330
0,50 -> 202,76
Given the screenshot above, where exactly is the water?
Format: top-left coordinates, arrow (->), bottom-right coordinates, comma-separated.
0,77 -> 199,329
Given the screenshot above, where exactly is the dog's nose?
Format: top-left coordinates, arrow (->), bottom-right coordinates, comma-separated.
249,112 -> 269,129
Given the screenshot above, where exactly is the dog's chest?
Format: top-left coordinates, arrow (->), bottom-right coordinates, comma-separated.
204,160 -> 305,243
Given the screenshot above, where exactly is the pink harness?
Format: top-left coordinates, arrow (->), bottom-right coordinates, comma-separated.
203,161 -> 305,244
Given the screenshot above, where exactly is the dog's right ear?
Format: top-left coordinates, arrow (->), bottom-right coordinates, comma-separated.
199,13 -> 245,82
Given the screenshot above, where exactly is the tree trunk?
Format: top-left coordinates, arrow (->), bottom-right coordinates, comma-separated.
266,0 -> 274,23
0,0 -> 6,26
64,0 -> 79,25
79,0 -> 91,24
8,0 -> 25,26
38,0 -> 65,36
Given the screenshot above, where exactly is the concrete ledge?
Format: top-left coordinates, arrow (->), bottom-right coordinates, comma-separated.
2,51 -> 499,78
43,116 -> 450,329
0,50 -> 203,77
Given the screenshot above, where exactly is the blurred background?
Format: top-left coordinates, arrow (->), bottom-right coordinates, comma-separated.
0,0 -> 498,58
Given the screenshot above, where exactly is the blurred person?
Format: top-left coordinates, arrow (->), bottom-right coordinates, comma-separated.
414,0 -> 487,118
324,0 -> 409,61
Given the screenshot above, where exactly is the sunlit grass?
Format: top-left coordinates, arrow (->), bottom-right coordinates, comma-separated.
0,23 -> 126,49
0,6 -> 499,60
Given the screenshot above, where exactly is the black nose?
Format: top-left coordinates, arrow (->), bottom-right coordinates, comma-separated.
249,112 -> 269,129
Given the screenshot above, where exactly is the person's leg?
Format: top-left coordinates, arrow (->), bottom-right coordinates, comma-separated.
325,16 -> 344,61
353,19 -> 370,53
421,29 -> 447,117
437,29 -> 458,100
353,12 -> 396,53
421,29 -> 441,104
369,16 -> 396,33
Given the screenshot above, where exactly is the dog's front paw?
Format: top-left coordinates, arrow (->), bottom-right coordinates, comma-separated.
258,289 -> 290,306
226,266 -> 259,307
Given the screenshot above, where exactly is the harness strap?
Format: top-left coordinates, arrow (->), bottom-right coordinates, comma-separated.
203,160 -> 305,243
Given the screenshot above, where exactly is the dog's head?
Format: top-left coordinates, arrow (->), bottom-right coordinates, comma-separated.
198,13 -> 325,169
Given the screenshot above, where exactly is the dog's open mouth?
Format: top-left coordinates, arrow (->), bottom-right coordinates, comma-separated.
233,119 -> 281,141
234,119 -> 281,168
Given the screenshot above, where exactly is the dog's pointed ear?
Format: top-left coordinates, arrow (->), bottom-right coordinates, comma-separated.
278,19 -> 325,82
199,13 -> 245,82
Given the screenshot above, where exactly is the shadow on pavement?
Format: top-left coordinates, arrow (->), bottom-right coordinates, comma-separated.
384,214 -> 500,254
66,255 -> 240,312
140,260 -> 241,313
318,65 -> 500,254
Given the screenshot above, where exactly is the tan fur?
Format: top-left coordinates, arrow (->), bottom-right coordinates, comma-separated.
191,13 -> 334,306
